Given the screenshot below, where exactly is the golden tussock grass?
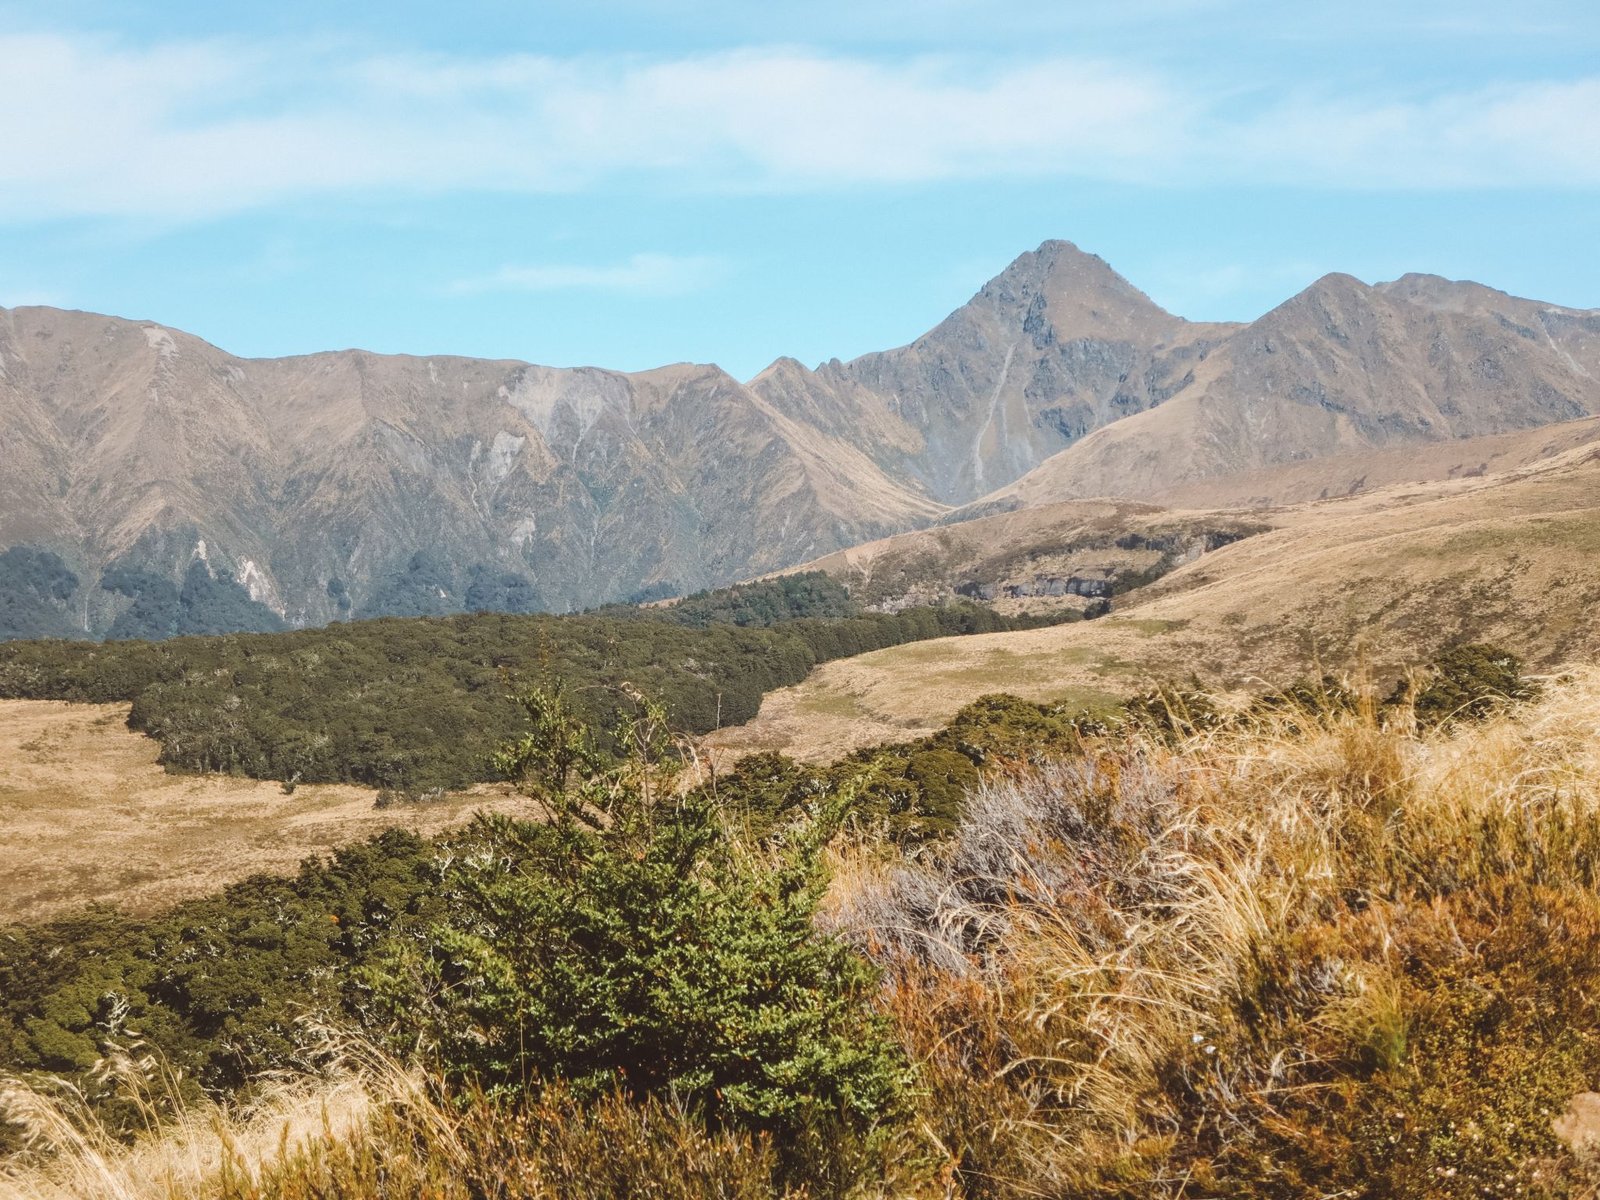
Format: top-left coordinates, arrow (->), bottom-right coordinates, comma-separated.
0,700 -> 539,922
823,665 -> 1600,1196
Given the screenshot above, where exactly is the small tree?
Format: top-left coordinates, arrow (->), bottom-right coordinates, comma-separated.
490,677 -> 602,805
373,685 -> 908,1143
1402,643 -> 1534,727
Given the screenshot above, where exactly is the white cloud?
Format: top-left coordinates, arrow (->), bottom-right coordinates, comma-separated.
0,32 -> 1594,223
450,253 -> 729,297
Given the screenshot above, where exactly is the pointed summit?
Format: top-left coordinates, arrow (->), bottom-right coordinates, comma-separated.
974,240 -> 1182,343
788,239 -> 1231,506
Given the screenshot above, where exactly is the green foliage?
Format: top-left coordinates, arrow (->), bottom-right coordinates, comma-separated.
1402,641 -> 1535,726
0,598 -> 1064,790
928,692 -> 1096,764
709,692 -> 1094,844
101,561 -> 285,641
1117,679 -> 1227,740
617,572 -> 860,629
490,677 -> 605,800
1250,672 -> 1360,721
902,750 -> 980,830
360,551 -> 459,618
100,566 -> 182,641
0,546 -> 81,640
368,696 -> 908,1143
464,564 -> 543,614
0,831 -> 448,1101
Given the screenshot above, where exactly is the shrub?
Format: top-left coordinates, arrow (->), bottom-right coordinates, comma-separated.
368,692 -> 909,1146
1403,641 -> 1535,726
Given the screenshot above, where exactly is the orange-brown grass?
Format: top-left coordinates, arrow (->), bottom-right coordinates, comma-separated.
0,701 -> 535,923
824,666 -> 1600,1196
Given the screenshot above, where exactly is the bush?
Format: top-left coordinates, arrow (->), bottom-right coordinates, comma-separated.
1403,641 -> 1535,726
369,691 -> 909,1145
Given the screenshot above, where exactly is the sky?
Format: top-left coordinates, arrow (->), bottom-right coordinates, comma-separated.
1,1 -> 1597,379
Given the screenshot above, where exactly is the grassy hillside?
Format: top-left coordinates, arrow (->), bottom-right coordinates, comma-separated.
772,500 -> 1267,617
714,443 -> 1600,760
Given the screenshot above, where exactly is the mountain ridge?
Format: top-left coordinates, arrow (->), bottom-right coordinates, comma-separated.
4,241 -> 1598,639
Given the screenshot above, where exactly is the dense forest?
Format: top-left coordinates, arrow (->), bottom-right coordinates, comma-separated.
0,573 -> 1083,790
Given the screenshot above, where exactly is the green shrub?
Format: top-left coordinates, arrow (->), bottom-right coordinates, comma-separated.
1402,642 -> 1535,727
369,694 -> 909,1143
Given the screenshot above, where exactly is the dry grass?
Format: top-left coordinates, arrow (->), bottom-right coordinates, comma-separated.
0,1043 -> 372,1200
715,447 -> 1600,762
0,1038 -> 905,1200
0,701 -> 538,923
820,665 -> 1600,1196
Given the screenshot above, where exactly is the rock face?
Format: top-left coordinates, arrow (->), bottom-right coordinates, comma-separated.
3,241 -> 1599,638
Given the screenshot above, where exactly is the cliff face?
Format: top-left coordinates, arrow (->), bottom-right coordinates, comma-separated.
3,243 -> 1598,638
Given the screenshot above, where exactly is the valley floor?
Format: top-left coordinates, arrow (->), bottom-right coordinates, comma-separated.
0,701 -> 532,922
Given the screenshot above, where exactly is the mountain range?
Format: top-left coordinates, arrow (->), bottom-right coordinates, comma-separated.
3,239 -> 1598,639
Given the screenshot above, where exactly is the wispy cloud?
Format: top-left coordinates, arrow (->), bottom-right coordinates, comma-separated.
449,253 -> 729,297
0,33 -> 1595,223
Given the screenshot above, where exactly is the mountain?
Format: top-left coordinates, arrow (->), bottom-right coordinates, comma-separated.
4,242 -> 1599,639
752,240 -> 1238,504
0,308 -> 939,636
970,272 -> 1600,513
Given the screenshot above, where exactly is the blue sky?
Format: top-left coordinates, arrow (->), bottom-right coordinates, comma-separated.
1,1 -> 1596,379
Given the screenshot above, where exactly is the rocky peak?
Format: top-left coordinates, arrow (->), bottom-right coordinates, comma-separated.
972,239 -> 1182,343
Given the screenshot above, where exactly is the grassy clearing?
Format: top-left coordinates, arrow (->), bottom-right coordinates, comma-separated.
0,701 -> 534,922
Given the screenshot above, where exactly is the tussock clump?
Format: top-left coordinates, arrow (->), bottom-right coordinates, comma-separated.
0,1043 -> 369,1200
829,666 -> 1600,1196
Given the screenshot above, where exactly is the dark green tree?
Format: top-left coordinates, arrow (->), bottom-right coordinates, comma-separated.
371,692 -> 908,1142
1402,642 -> 1534,727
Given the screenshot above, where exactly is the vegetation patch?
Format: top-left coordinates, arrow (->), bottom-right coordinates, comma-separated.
6,642 -> 1592,1199
0,575 -> 1072,791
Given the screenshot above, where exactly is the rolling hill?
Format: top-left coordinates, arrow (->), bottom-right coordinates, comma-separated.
714,436 -> 1600,760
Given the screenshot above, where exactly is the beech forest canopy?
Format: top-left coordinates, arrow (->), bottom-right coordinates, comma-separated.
0,573 -> 1082,790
